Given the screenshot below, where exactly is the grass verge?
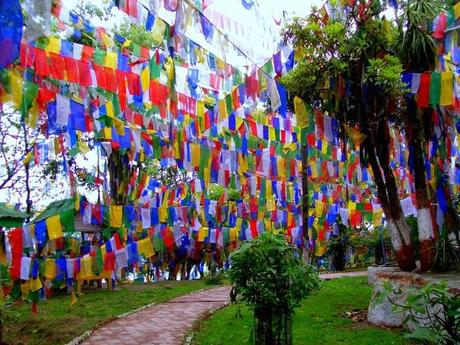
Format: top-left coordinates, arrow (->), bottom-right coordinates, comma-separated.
190,277 -> 412,345
6,280 -> 208,345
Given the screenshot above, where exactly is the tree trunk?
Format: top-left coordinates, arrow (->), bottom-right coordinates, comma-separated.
253,306 -> 292,345
365,136 -> 416,271
406,101 -> 435,271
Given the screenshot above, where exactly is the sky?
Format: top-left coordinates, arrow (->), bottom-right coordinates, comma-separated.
62,0 -> 322,64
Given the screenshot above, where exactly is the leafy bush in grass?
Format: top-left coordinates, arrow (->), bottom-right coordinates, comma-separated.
228,233 -> 320,345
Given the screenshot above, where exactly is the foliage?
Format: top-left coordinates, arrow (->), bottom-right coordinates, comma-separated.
364,55 -> 407,98
229,232 -> 320,310
75,0 -> 113,22
390,282 -> 460,344
432,226 -> 460,273
191,277 -> 410,345
0,296 -> 19,344
113,22 -> 162,50
395,0 -> 445,71
207,184 -> 241,201
228,232 -> 320,344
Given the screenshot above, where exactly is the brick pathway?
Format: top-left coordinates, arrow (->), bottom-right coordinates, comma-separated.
82,285 -> 231,345
81,271 -> 367,345
320,270 -> 368,280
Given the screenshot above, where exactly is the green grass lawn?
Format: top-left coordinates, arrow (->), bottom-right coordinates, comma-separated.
6,280 -> 208,345
191,277 -> 412,345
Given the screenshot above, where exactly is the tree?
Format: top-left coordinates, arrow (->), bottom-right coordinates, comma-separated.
281,1 -> 417,271
395,0 -> 446,271
228,233 -> 320,345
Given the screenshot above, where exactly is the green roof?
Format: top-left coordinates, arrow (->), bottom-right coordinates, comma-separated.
0,203 -> 29,228
33,198 -> 75,223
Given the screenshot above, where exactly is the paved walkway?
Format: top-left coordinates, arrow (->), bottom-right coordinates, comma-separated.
320,270 -> 368,280
82,271 -> 367,345
82,286 -> 231,345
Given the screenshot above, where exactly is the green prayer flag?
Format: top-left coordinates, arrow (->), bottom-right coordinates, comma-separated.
225,94 -> 233,115
132,43 -> 141,57
150,59 -> 161,79
429,72 -> 441,106
93,48 -> 106,65
60,209 -> 75,232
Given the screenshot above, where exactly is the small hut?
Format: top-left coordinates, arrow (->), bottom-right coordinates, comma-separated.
0,203 -> 29,228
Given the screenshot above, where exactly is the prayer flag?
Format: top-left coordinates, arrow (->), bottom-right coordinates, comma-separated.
0,0 -> 23,69
46,215 -> 63,240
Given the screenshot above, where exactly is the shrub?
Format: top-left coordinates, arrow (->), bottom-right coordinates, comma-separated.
228,232 -> 321,345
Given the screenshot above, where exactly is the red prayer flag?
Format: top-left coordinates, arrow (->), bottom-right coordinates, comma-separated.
126,72 -> 141,96
81,46 -> 94,62
34,48 -> 49,78
8,228 -> 23,280
104,252 -> 116,271
93,65 -> 107,90
64,57 -> 80,83
78,61 -> 91,87
49,53 -> 65,80
103,67 -> 117,93
417,73 -> 431,108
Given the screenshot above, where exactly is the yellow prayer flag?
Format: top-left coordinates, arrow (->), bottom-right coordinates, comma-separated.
138,238 -> 155,258
46,36 -> 61,55
269,127 -> 276,141
45,259 -> 56,279
152,19 -> 167,42
198,227 -> 208,242
294,96 -> 308,128
348,201 -> 356,211
105,52 -> 117,69
229,227 -> 237,241
101,32 -> 114,48
110,205 -> 123,228
10,70 -> 23,108
266,196 -> 275,212
197,101 -> 204,117
30,277 -> 42,292
440,71 -> 453,106
191,144 -> 200,167
321,141 -> 328,155
159,207 -> 167,222
203,167 -> 211,182
162,190 -> 170,207
258,209 -> 265,220
21,281 -> 30,300
373,209 -> 383,227
23,152 -> 32,164
141,67 -> 150,93
238,155 -> 248,175
218,99 -> 228,121
46,215 -> 63,240
454,2 -> 460,19
101,244 -> 106,259
79,256 -> 92,279
106,102 -> 115,118
235,218 -> 243,230
315,200 -> 325,217
103,127 -> 112,140
113,118 -> 125,136
264,219 -> 272,232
